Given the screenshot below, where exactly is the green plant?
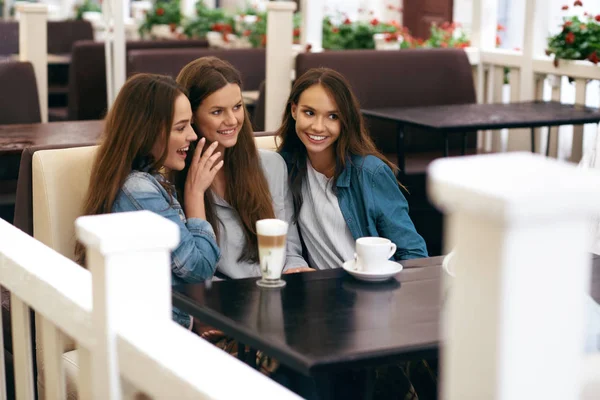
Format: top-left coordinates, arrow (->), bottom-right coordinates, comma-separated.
238,11 -> 302,48
74,0 -> 101,20
139,0 -> 182,38
322,16 -> 399,50
184,0 -> 236,39
546,2 -> 600,65
423,22 -> 470,49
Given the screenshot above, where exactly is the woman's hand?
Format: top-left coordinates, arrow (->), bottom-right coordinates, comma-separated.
184,138 -> 223,219
284,267 -> 315,274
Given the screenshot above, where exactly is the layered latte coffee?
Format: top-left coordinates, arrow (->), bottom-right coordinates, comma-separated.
256,219 -> 288,281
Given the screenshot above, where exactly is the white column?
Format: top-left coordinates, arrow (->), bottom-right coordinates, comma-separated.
300,0 -> 323,52
103,0 -> 126,108
76,211 -> 179,400
17,3 -> 48,123
180,0 -> 198,19
507,0 -> 549,151
265,1 -> 297,132
429,152 -> 600,400
2,0 -> 9,20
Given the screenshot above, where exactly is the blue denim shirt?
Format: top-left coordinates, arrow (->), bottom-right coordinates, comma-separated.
282,152 -> 428,260
112,170 -> 220,327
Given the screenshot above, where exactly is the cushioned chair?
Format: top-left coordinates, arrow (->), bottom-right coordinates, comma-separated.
0,21 -> 18,56
0,61 -> 41,125
127,47 -> 266,91
65,39 -> 209,121
32,145 -> 97,399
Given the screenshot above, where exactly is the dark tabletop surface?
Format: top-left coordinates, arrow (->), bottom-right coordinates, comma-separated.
0,120 -> 103,156
173,254 -> 600,376
174,256 -> 444,375
362,101 -> 600,132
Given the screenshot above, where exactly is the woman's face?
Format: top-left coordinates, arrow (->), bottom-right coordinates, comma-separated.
153,94 -> 197,171
291,84 -> 341,160
194,83 -> 244,149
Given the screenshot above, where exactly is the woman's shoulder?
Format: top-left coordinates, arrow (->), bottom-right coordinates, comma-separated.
121,170 -> 164,193
350,154 -> 389,175
258,149 -> 287,171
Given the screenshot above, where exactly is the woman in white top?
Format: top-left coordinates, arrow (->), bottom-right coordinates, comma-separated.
175,57 -> 310,279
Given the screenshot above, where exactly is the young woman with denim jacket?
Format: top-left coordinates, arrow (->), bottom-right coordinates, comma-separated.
75,74 -> 222,328
174,57 -> 309,280
276,67 -> 428,271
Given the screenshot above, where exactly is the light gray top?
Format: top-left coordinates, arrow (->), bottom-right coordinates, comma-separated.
299,160 -> 356,270
213,149 -> 307,279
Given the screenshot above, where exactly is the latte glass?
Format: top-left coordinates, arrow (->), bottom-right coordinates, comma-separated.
256,219 -> 288,288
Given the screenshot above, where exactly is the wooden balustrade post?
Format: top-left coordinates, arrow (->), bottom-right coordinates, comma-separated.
76,211 -> 179,399
300,0 -> 323,52
17,3 -> 48,123
265,1 -> 297,132
428,152 -> 600,399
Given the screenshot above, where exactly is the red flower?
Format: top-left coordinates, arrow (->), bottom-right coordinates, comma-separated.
514,47 -> 521,51
564,20 -> 572,27
305,43 -> 312,52
545,49 -> 552,56
293,28 -> 301,37
343,18 -> 352,25
561,5 -> 569,10
580,24 -> 587,29
370,18 -> 379,26
497,23 -> 505,31
169,23 -> 177,33
574,0 -> 583,6
211,23 -> 222,32
156,7 -> 164,16
332,27 -> 340,33
440,42 -> 448,48
565,31 -> 576,44
384,33 -> 398,42
596,15 -> 600,22
222,32 -> 229,43
260,34 -> 266,46
243,29 -> 251,37
387,4 -> 394,10
588,51 -> 599,64
496,35 -> 502,46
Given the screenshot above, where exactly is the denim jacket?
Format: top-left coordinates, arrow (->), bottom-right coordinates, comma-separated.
112,170 -> 220,327
282,152 -> 428,260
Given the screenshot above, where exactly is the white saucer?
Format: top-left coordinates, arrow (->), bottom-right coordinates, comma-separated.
342,259 -> 403,282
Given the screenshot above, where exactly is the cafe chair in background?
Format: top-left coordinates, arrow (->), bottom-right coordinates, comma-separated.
32,145 -> 97,399
0,61 -> 41,125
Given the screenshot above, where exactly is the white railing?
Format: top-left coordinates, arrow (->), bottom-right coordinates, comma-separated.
0,211 -> 300,400
429,151 -> 600,399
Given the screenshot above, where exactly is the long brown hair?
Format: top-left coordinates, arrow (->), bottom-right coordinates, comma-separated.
74,73 -> 186,265
276,67 -> 400,218
175,56 -> 274,263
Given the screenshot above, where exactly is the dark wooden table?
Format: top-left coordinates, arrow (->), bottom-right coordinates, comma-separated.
362,101 -> 600,173
0,120 -> 102,197
173,254 -> 600,379
174,256 -> 444,378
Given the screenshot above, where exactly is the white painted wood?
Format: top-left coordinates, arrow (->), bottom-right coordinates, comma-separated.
570,79 -> 587,163
486,66 -> 505,152
0,219 -> 93,348
470,0 -> 498,50
40,318 -> 66,400
17,3 -> 48,123
112,0 -> 126,104
533,74 -> 545,154
532,58 -> 600,81
480,49 -> 524,68
265,1 -> 297,131
429,152 -> 600,400
117,321 -> 302,400
76,211 -> 180,400
547,82 -> 562,158
581,354 -> 600,399
300,0 -> 323,52
77,346 -> 94,400
10,295 -> 35,400
0,269 -> 6,400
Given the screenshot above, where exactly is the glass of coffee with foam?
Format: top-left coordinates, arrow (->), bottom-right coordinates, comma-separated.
256,219 -> 288,288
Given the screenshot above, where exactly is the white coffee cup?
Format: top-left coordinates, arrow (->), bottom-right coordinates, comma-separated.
256,219 -> 288,283
354,237 -> 397,272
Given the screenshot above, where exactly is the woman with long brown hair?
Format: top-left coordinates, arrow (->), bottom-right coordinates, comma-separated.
277,67 -> 428,270
75,73 -> 222,328
175,56 -> 308,279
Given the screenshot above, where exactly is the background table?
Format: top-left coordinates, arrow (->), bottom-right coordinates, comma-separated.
362,101 -> 600,173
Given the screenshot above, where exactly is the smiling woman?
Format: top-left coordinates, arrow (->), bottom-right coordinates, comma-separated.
175,56 -> 308,280
75,73 -> 222,329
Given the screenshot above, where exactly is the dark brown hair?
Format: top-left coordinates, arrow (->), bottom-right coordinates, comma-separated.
75,73 -> 186,265
276,67 -> 400,218
175,56 -> 274,263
